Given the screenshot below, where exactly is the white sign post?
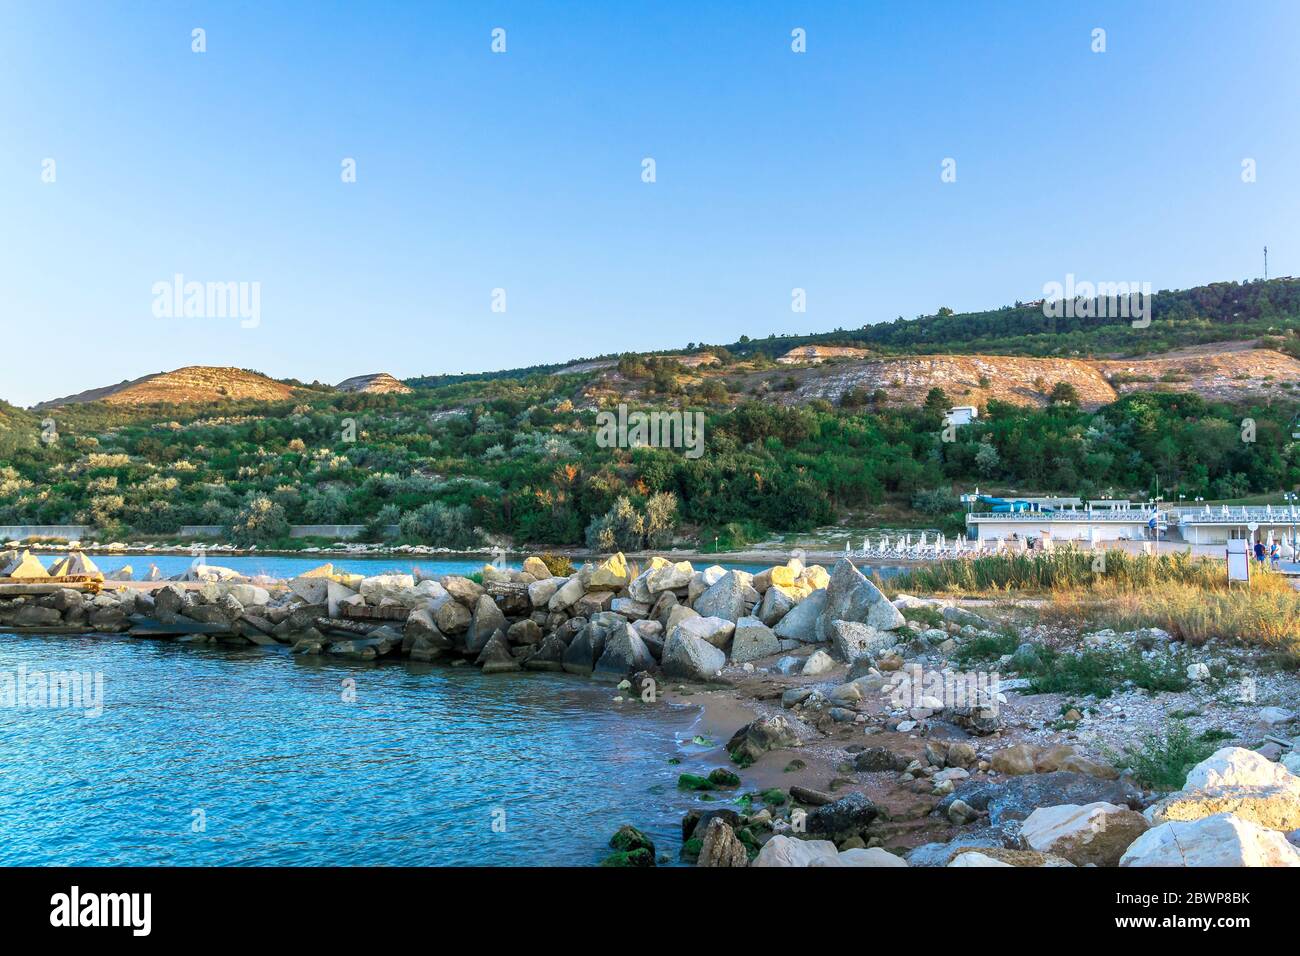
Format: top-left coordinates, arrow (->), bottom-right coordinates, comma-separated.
1227,538 -> 1250,586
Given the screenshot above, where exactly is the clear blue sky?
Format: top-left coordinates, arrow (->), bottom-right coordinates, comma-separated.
2,1 -> 1297,408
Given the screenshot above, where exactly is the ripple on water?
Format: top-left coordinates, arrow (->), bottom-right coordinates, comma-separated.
0,631 -> 715,866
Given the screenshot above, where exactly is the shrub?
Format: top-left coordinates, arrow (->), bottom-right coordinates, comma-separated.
229,495 -> 290,546
399,501 -> 481,549
1111,722 -> 1221,791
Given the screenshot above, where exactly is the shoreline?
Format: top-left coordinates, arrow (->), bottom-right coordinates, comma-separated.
3,545 -> 1296,867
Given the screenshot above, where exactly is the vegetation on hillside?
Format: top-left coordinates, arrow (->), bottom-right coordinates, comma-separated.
0,375 -> 1296,551
2,277 -> 1297,549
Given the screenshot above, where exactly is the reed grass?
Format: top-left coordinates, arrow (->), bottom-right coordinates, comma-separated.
890,552 -> 1300,656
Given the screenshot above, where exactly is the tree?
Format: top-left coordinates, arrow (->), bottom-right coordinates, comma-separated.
399,501 -> 481,549
229,495 -> 290,546
975,442 -> 1001,478
924,388 -> 951,414
1050,382 -> 1081,407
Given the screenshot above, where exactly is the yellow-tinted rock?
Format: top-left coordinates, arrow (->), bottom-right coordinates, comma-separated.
1149,788 -> 1300,831
522,556 -> 552,580
990,744 -> 1037,776
6,551 -> 49,580
798,566 -> 830,591
587,552 -> 631,590
1059,754 -> 1120,780
1034,745 -> 1077,773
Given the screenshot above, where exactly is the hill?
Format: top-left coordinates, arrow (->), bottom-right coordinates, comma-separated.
33,367 -> 297,410
335,373 -> 413,395
2,274 -> 1297,553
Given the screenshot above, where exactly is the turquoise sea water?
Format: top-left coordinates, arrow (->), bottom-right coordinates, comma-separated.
0,556 -> 907,865
0,629 -> 717,866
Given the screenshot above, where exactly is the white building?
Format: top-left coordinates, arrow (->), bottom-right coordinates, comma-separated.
945,406 -> 978,427
966,505 -> 1155,544
1173,505 -> 1300,547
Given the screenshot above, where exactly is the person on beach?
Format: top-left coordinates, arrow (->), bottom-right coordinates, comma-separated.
1254,540 -> 1267,565
1269,541 -> 1281,569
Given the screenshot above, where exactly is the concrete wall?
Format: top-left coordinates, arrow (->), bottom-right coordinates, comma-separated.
179,524 -> 402,540
287,524 -> 401,539
0,525 -> 92,541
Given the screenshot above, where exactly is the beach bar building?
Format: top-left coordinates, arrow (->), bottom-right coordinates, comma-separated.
1172,504 -> 1300,548
964,499 -> 1156,545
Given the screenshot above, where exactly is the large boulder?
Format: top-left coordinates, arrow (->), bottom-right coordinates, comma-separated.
661,630 -> 726,682
441,576 -> 484,607
527,577 -> 562,608
751,836 -> 840,867
697,818 -> 749,867
805,792 -> 879,842
523,633 -> 568,671
593,623 -> 654,681
940,771 -> 1143,826
547,575 -> 587,611
1120,813 -> 1300,867
587,553 -> 631,590
773,589 -> 826,643
431,594 -> 472,635
610,597 -> 650,620
990,744 -> 1039,776
1140,748 -> 1300,831
757,586 -> 796,627
5,604 -> 62,627
404,606 -> 451,648
647,560 -> 694,594
507,619 -> 543,645
325,580 -> 359,617
726,715 -> 801,765
561,623 -> 609,677
816,559 -> 904,642
1148,787 -> 1300,832
522,556 -> 552,580
476,630 -> 522,674
466,594 -> 507,654
227,583 -> 271,607
688,566 -> 728,604
672,615 -> 735,650
664,604 -> 700,633
729,617 -> 781,664
358,574 -> 416,605
829,620 -> 896,663
693,571 -> 747,622
1185,747 -> 1300,794
152,583 -> 191,622
829,847 -> 909,868
1020,802 -> 1150,867
752,564 -> 798,593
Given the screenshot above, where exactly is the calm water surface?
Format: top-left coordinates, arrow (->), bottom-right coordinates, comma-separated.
0,554 -> 906,865
0,631 -> 727,866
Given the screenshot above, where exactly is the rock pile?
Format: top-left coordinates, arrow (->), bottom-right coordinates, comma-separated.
0,553 -> 911,685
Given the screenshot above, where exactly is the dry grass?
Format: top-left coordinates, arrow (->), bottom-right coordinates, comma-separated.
1042,582 -> 1300,653
889,552 -> 1300,657
887,550 -> 1225,595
